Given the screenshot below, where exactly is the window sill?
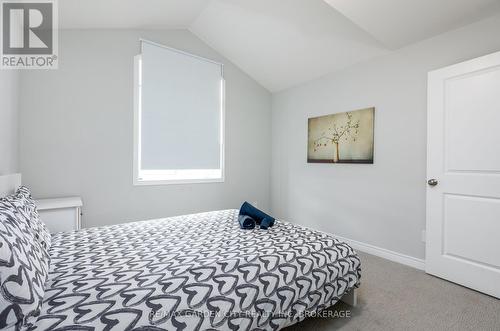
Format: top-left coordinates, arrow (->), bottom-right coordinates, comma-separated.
133,178 -> 224,186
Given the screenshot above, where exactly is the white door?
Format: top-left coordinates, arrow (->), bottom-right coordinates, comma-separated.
426,51 -> 500,298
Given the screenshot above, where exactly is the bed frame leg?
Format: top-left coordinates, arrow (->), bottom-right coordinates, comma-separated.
340,288 -> 358,307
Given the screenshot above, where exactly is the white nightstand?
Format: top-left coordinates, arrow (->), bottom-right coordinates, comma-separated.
35,197 -> 83,233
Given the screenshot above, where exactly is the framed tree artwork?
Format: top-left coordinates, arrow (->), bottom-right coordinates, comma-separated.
308,107 -> 375,164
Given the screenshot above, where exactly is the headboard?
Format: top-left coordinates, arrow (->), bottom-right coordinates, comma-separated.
0,173 -> 21,198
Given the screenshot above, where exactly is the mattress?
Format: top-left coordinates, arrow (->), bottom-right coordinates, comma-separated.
26,209 -> 361,330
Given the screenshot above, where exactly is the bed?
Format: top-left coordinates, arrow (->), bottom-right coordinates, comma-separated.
0,174 -> 360,331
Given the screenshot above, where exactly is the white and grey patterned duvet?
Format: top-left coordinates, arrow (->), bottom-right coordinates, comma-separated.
26,210 -> 361,330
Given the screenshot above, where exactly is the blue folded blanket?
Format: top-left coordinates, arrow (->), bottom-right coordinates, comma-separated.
259,217 -> 274,230
238,214 -> 256,230
239,201 -> 275,229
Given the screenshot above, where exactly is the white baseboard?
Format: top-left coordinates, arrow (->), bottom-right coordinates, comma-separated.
334,235 -> 426,271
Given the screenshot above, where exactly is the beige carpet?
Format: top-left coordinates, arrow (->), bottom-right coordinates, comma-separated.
287,252 -> 500,331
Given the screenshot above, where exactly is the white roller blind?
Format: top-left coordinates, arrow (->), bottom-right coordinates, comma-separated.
140,41 -> 223,172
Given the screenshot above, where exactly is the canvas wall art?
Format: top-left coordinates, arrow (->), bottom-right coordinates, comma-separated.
308,107 -> 375,163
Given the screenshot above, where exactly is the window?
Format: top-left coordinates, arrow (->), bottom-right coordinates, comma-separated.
134,40 -> 225,185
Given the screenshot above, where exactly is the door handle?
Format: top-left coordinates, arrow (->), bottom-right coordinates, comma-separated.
427,179 -> 438,186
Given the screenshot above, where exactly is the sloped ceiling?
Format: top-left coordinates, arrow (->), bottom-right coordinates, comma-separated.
324,0 -> 500,49
59,0 -> 210,29
189,0 -> 387,92
58,0 -> 500,92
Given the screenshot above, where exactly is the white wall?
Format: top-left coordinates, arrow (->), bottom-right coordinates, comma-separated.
19,29 -> 272,228
271,14 -> 500,259
0,71 -> 19,175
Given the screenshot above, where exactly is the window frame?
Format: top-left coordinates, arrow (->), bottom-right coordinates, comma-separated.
133,40 -> 225,186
